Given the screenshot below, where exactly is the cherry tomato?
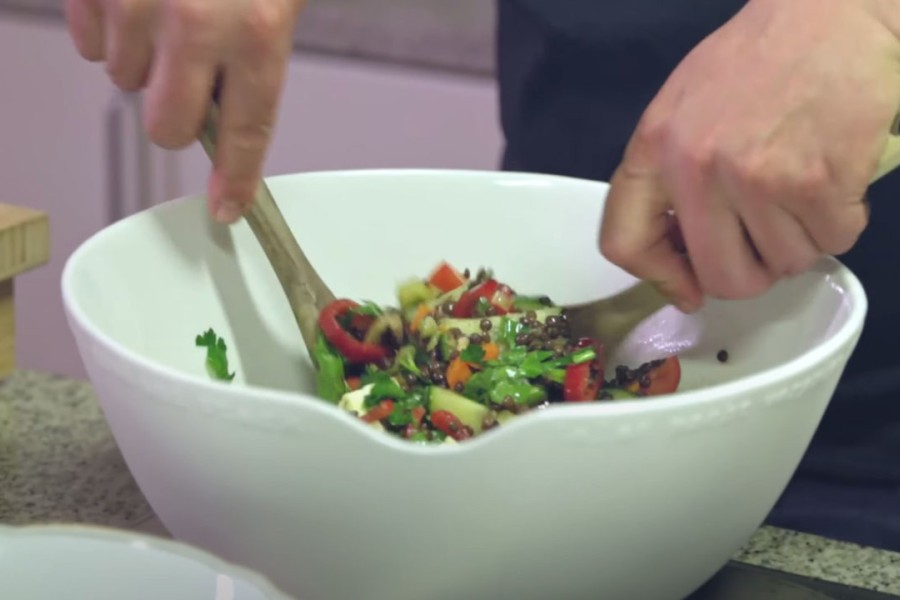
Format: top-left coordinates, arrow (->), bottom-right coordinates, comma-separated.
563,338 -> 606,402
362,399 -> 395,423
430,410 -> 472,441
627,357 -> 681,396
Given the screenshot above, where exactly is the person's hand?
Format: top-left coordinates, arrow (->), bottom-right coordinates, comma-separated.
64,0 -> 305,223
599,0 -> 900,312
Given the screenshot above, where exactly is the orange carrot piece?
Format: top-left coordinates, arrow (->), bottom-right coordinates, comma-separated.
446,357 -> 473,390
481,342 -> 500,362
409,304 -> 431,333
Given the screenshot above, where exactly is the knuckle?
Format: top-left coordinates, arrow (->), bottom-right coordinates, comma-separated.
143,111 -> 196,150
628,111 -> 670,161
241,0 -> 291,51
729,147 -> 775,195
227,123 -> 274,157
636,113 -> 668,147
682,135 -> 717,174
795,160 -> 831,199
599,230 -> 638,271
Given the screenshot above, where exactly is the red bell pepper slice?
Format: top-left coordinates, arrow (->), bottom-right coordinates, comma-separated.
627,357 -> 682,396
452,279 -> 499,318
362,399 -> 395,423
428,261 -> 467,293
318,299 -> 389,364
430,410 -> 472,441
563,338 -> 606,402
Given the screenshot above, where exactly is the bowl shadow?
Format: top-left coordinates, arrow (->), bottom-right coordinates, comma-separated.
147,202 -> 315,392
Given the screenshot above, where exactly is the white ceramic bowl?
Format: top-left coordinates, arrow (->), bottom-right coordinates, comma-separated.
62,170 -> 866,600
0,524 -> 294,599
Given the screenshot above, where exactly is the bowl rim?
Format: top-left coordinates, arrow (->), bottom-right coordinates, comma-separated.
0,523 -> 296,599
61,168 -> 869,454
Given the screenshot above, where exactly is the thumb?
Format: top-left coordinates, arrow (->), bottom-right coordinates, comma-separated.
600,162 -> 703,313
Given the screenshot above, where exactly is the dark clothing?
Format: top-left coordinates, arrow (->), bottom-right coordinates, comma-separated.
497,0 -> 900,551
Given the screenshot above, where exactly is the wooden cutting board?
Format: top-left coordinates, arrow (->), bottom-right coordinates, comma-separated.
0,204 -> 50,380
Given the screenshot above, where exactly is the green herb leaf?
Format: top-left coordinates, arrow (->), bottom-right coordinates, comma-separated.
195,328 -> 236,382
363,371 -> 407,408
474,297 -> 492,317
460,343 -> 485,364
489,378 -> 547,406
517,351 -> 556,378
569,347 -> 596,364
387,389 -> 427,426
354,301 -> 384,317
546,368 -> 567,384
313,331 -> 347,403
463,365 -> 547,407
395,345 -> 422,377
496,316 -> 525,349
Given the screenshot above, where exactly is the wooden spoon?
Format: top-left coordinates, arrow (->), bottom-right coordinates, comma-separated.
197,101 -> 335,356
563,129 -> 900,353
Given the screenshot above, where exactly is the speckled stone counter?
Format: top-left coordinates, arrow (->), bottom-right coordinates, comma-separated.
0,370 -> 153,527
0,0 -> 495,75
2,369 -> 900,595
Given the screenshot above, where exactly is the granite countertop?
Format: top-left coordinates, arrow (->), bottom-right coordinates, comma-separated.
2,369 -> 900,595
0,0 -> 495,75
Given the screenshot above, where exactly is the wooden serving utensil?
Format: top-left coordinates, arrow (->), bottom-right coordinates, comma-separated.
562,130 -> 900,353
197,101 -> 335,357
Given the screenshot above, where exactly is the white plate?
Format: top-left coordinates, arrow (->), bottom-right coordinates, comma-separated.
0,524 -> 295,600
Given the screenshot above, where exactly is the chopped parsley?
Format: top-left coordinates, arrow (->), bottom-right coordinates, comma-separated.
195,328 -> 236,382
313,331 -> 347,403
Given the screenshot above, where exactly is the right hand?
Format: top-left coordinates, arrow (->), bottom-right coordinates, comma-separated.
64,0 -> 306,223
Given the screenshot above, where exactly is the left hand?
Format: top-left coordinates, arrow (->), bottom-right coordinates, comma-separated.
599,0 -> 900,313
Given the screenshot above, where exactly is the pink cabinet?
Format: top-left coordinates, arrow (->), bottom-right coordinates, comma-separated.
0,16 -> 118,379
163,52 -> 503,198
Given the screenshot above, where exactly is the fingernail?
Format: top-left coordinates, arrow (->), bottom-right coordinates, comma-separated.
213,200 -> 243,224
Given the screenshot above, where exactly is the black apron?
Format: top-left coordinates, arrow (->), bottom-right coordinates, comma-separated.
498,0 -> 900,551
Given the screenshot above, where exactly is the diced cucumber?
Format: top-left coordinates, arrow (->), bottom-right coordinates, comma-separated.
495,410 -> 517,425
437,333 -> 470,361
429,387 -> 489,434
603,387 -> 640,400
397,278 -> 437,310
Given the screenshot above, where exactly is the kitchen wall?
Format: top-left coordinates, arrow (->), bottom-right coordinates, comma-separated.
0,1 -> 503,379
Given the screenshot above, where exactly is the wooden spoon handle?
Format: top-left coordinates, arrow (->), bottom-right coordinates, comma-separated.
197,99 -> 335,355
